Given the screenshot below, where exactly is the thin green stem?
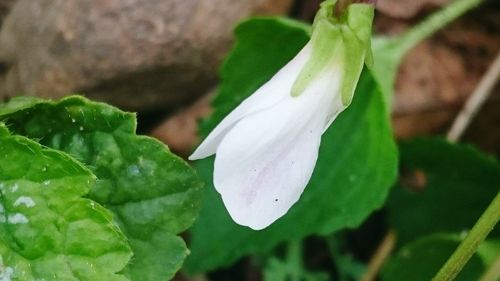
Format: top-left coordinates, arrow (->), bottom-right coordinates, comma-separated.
287,240 -> 303,281
432,191 -> 500,281
396,0 -> 484,55
326,235 -> 349,281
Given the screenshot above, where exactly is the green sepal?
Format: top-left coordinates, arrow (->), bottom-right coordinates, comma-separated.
290,16 -> 343,98
291,0 -> 374,107
341,4 -> 374,105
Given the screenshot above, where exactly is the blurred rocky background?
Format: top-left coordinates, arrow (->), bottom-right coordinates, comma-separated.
0,0 -> 292,110
0,0 -> 498,156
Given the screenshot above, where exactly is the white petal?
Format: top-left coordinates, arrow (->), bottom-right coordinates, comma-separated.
189,43 -> 313,160
322,59 -> 363,133
323,90 -> 345,133
213,71 -> 338,230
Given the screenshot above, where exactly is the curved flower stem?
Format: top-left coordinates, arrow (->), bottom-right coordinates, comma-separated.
395,0 -> 484,55
371,0 -> 485,105
432,191 -> 500,281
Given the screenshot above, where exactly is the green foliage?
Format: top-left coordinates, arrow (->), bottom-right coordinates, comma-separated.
387,138 -> 500,246
185,17 -> 398,273
382,235 -> 496,281
326,235 -> 366,281
263,242 -> 328,281
0,126 -> 132,280
0,0 -> 490,279
0,96 -> 204,281
264,258 -> 328,281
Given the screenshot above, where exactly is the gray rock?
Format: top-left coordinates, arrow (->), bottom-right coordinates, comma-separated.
0,0 -> 292,110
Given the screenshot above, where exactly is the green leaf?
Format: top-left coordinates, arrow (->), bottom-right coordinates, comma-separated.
0,126 -> 132,280
387,138 -> 500,246
0,96 -> 204,281
185,18 -> 398,273
382,235 -> 493,281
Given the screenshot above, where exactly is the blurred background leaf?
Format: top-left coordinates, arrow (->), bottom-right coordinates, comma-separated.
387,138 -> 500,246
381,234 -> 498,281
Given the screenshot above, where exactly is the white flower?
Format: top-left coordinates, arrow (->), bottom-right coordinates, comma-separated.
190,1 -> 374,230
